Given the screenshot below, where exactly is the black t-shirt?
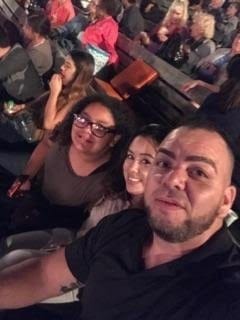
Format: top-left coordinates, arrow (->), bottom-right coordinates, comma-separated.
65,209 -> 240,320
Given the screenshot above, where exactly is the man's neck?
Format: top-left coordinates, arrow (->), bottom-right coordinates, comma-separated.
143,221 -> 223,269
29,35 -> 45,48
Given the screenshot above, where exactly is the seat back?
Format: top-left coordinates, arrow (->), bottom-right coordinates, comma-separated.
110,59 -> 158,99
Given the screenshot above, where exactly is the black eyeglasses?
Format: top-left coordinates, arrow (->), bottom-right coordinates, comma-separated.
73,114 -> 116,138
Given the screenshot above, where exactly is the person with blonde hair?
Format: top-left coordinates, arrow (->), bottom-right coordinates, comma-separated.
181,12 -> 216,75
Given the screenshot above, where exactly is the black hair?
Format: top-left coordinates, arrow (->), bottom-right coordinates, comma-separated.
217,54 -> 240,111
27,13 -> 51,37
0,26 -> 10,48
177,115 -> 236,168
99,0 -> 121,16
106,123 -> 169,198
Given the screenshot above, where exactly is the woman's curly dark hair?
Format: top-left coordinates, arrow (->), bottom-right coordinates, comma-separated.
52,93 -> 137,163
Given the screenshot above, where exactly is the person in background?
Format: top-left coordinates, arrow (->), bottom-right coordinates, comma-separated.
22,13 -> 53,76
119,0 -> 145,39
196,54 -> 240,143
0,118 -> 240,319
42,50 -> 94,131
0,50 -> 94,177
0,26 -> 44,103
181,12 -> 216,75
78,0 -> 120,67
138,0 -> 189,54
214,1 -> 240,47
182,32 -> 240,92
46,0 -> 76,27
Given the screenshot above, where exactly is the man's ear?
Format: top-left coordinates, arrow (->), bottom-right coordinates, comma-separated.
110,134 -> 121,147
219,185 -> 237,219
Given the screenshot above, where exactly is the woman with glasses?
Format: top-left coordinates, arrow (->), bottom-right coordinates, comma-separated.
6,94 -> 136,234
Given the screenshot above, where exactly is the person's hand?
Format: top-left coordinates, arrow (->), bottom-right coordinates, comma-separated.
181,80 -> 203,92
157,27 -> 169,43
138,32 -> 151,46
7,176 -> 31,198
49,74 -> 63,97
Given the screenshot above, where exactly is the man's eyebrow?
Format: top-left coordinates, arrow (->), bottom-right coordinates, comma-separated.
158,148 -> 175,159
158,148 -> 217,172
186,156 -> 217,173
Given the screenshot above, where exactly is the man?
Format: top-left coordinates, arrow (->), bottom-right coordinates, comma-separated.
22,12 -> 53,76
0,26 -> 44,103
0,118 -> 240,319
119,0 -> 145,39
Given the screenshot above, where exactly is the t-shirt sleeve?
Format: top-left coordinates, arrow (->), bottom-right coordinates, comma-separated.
65,213 -> 120,283
65,209 -> 145,283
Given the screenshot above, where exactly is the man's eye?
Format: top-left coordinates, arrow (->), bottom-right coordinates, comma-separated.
190,168 -> 208,179
155,160 -> 171,170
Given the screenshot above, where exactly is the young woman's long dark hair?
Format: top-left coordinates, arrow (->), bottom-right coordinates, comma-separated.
57,50 -> 95,111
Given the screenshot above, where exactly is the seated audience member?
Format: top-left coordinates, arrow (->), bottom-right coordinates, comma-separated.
181,12 -> 216,75
0,26 -> 44,103
77,0 -> 120,70
214,1 -> 240,47
41,50 -> 94,131
196,54 -> 240,143
46,0 -> 76,27
22,13 -> 53,76
138,0 -> 189,66
182,32 -> 240,92
0,50 -> 94,175
140,0 -> 167,23
119,0 -> 145,39
0,118 -> 240,319
4,94 -> 135,233
204,0 -> 225,32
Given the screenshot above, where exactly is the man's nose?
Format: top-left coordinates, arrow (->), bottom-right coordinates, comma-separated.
163,167 -> 187,191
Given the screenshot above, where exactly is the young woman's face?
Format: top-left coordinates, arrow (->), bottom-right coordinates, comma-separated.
60,55 -> 77,86
71,102 -> 117,158
123,136 -> 157,197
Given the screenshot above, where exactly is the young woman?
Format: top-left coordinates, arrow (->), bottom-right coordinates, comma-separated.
6,94 -> 136,232
42,49 -> 95,131
79,123 -> 168,235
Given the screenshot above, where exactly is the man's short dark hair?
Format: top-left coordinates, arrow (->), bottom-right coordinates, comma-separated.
177,115 -> 236,170
0,26 -> 10,48
100,0 -> 121,17
27,13 -> 51,37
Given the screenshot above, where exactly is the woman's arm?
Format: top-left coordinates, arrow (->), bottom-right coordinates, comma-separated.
181,79 -> 220,93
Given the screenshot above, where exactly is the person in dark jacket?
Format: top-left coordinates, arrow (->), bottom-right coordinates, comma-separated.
119,0 -> 145,39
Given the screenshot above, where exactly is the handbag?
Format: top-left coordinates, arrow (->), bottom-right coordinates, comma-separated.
85,44 -> 110,75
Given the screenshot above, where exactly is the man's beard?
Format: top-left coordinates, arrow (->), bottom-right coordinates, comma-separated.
146,206 -> 219,243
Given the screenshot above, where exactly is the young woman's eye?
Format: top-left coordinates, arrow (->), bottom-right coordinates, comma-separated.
141,158 -> 152,165
155,160 -> 171,170
126,153 -> 134,160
